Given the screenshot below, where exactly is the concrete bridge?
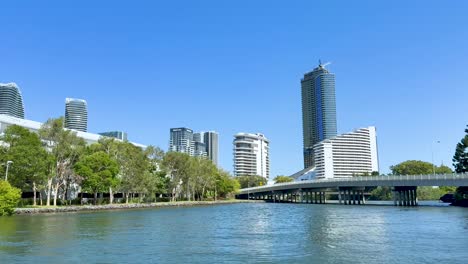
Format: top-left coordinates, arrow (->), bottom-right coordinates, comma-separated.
236,174 -> 468,206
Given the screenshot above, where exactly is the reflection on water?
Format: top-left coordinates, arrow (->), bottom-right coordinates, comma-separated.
1,203 -> 467,263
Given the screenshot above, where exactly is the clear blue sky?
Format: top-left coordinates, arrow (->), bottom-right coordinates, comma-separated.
1,1 -> 467,176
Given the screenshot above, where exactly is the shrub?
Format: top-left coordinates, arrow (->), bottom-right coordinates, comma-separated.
0,180 -> 21,216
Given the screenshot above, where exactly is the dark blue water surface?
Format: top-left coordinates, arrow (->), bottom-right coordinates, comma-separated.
1,202 -> 467,263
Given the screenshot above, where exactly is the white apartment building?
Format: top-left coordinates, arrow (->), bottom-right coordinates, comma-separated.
313,126 -> 379,179
0,114 -> 146,148
233,133 -> 270,179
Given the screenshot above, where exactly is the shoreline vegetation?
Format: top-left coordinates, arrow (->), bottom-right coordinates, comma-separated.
14,199 -> 263,215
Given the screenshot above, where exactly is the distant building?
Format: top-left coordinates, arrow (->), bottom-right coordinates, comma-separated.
0,114 -> 146,148
301,62 -> 337,168
169,127 -> 195,155
313,126 -> 379,179
0,83 -> 25,119
203,131 -> 219,166
233,133 -> 270,179
99,131 -> 128,141
65,98 -> 88,132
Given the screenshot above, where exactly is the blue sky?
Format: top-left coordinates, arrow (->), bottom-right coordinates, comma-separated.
1,1 -> 467,176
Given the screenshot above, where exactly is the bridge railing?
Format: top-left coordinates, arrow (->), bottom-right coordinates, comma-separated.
241,173 -> 468,192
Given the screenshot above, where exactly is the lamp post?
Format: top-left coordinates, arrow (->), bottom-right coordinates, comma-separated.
5,161 -> 13,181
431,141 -> 440,175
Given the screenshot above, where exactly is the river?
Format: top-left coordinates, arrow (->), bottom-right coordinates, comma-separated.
1,202 -> 467,263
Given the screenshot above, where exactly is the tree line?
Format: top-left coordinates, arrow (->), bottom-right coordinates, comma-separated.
0,117 -> 240,208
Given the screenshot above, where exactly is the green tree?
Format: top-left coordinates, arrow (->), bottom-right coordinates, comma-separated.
236,175 -> 267,189
452,125 -> 468,206
0,125 -> 50,206
453,125 -> 468,173
369,186 -> 392,200
0,180 -> 21,216
390,160 -> 434,175
274,175 -> 293,184
215,170 -> 240,200
162,152 -> 192,201
39,117 -> 86,206
435,165 -> 453,174
75,151 -> 119,205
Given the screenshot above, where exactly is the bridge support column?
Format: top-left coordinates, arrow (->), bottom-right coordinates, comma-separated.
348,189 -> 352,205
393,187 -> 418,206
352,190 -> 356,205
338,189 -> 342,204
299,190 -> 304,203
323,192 -> 327,203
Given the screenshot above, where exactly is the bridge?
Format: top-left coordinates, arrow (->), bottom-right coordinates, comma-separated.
236,173 -> 468,206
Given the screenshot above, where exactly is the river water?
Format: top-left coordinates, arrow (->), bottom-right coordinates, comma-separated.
1,202 -> 467,263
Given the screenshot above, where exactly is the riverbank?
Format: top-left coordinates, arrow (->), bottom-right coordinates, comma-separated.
14,200 -> 263,215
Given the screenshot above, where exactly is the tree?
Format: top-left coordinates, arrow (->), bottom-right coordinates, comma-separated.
0,125 -> 50,206
39,117 -> 86,206
215,170 -> 240,199
0,180 -> 21,216
452,125 -> 468,206
74,151 -> 119,204
162,152 -> 192,201
435,165 -> 453,174
390,160 -> 434,175
236,175 -> 267,189
274,175 -> 293,184
453,125 -> 468,173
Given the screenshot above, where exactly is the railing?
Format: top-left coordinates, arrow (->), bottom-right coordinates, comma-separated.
240,173 -> 468,193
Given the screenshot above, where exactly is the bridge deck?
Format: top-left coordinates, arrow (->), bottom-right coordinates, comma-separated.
238,174 -> 468,195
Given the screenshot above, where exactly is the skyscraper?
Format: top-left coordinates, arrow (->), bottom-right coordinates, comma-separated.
233,133 -> 270,179
65,98 -> 88,132
169,127 -> 195,155
203,131 -> 219,166
301,61 -> 337,168
0,83 -> 25,119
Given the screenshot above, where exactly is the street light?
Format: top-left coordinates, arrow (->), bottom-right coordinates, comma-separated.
5,161 -> 13,181
431,141 -> 440,175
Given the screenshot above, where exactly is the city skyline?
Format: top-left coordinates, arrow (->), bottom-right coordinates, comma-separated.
1,1 -> 467,177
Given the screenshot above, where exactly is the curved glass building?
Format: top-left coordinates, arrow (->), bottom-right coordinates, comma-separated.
65,98 -> 88,132
301,62 -> 337,168
0,82 -> 25,119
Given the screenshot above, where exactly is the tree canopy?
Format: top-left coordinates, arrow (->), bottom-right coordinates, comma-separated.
453,125 -> 468,173
390,160 -> 452,175
274,175 -> 293,184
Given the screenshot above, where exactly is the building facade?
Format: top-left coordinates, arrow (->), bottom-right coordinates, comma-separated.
203,131 -> 219,166
233,133 -> 270,179
301,62 -> 337,168
0,114 -> 146,148
169,127 -> 195,155
0,83 -> 25,119
99,131 -> 128,141
313,126 -> 379,179
65,98 -> 88,132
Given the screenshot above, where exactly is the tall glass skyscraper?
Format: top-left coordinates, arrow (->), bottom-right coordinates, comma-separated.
203,131 -> 219,166
301,62 -> 337,168
0,83 -> 25,119
65,98 -> 88,132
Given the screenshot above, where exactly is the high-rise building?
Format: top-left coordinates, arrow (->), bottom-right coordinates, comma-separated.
233,133 -> 270,179
65,98 -> 88,132
203,131 -> 219,166
314,126 -> 379,179
99,131 -> 128,141
0,83 -> 25,119
301,61 -> 337,168
169,127 -> 195,155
